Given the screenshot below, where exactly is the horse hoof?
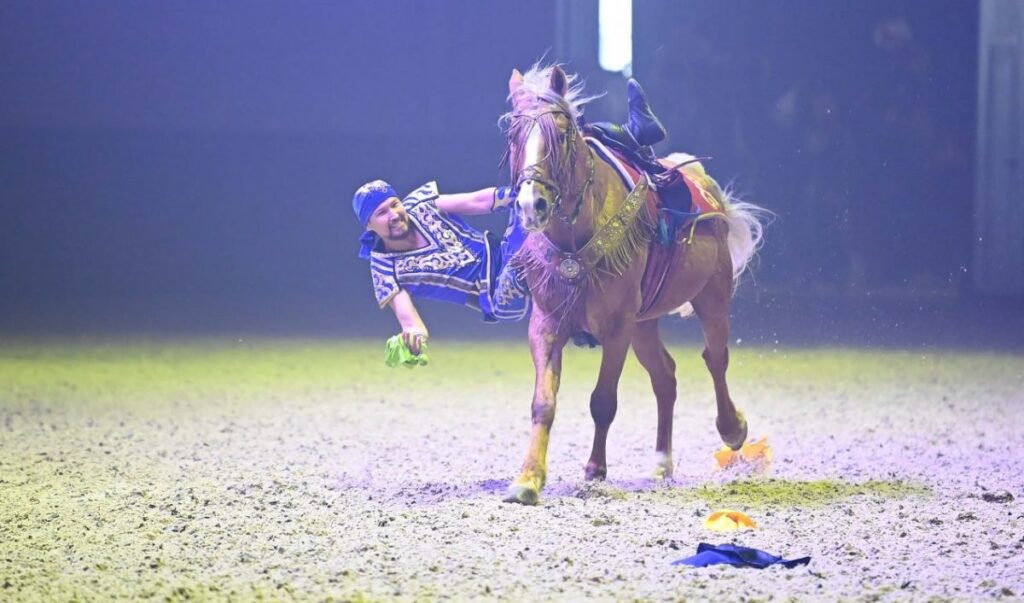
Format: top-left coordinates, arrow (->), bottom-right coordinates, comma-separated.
652,453 -> 674,481
717,410 -> 748,451
503,484 -> 540,506
584,463 -> 607,481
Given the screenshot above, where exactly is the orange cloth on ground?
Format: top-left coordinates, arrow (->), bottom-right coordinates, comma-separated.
714,437 -> 772,469
704,510 -> 757,531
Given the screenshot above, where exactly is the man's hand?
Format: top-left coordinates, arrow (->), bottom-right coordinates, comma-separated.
389,291 -> 428,354
384,332 -> 430,368
401,330 -> 428,356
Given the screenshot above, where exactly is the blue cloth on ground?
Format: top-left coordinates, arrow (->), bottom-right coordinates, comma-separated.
672,543 -> 810,569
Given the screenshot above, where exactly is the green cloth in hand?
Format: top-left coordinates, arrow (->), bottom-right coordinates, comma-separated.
384,335 -> 429,368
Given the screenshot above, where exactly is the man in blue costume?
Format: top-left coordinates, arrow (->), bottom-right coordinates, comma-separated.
352,80 -> 667,355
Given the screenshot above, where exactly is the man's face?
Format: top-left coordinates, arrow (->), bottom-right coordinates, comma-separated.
366,197 -> 412,242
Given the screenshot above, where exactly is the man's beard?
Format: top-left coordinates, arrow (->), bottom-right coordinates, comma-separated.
384,216 -> 413,241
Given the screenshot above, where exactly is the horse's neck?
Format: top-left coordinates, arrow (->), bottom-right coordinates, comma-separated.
545,150 -> 631,250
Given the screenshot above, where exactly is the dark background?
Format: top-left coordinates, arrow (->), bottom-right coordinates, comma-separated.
1,1 -> 1020,348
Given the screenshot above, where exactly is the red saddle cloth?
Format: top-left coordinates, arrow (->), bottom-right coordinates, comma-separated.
591,143 -> 726,318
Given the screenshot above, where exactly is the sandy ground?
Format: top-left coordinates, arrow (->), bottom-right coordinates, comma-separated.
1,339 -> 1022,601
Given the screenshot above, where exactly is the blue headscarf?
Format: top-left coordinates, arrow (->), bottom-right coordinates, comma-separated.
352,180 -> 398,259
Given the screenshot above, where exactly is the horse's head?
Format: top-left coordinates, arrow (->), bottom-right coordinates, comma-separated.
503,65 -> 593,232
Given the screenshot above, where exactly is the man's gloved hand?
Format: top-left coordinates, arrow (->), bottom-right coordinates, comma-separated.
385,332 -> 429,368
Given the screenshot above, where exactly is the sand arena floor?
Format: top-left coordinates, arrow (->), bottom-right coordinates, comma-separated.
1,339 -> 1022,601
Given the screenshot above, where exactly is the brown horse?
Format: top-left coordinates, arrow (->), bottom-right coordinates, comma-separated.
502,65 -> 768,505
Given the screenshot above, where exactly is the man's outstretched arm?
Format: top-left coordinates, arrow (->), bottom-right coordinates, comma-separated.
435,187 -> 515,216
388,290 -> 429,355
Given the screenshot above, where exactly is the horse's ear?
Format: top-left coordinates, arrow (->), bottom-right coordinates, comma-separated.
549,65 -> 568,97
509,69 -> 524,94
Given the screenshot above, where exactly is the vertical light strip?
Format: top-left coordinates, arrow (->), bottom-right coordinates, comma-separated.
598,0 -> 632,73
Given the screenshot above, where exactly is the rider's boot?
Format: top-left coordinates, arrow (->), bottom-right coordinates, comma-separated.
587,79 -> 667,162
626,78 -> 666,146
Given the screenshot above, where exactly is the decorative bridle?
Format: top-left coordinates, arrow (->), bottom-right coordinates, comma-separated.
506,107 -> 595,230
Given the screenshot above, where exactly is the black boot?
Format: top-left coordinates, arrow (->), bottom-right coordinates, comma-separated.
626,79 -> 666,146
585,122 -> 662,170
583,79 -> 666,165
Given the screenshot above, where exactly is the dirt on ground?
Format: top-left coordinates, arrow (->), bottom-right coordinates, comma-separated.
1,339 -> 1022,601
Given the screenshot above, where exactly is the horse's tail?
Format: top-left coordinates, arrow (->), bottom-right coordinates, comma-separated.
664,154 -> 770,318
721,185 -> 769,289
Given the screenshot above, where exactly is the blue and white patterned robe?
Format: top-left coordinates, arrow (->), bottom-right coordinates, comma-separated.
368,182 -> 529,322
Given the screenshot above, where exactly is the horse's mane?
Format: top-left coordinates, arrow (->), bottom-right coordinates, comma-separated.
499,63 -> 599,125
500,63 -> 602,191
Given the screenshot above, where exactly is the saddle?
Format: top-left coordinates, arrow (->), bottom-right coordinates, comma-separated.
584,137 -> 727,320
584,126 -> 714,245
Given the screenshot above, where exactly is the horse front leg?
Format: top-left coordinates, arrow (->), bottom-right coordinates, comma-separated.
505,311 -> 567,505
584,323 -> 634,481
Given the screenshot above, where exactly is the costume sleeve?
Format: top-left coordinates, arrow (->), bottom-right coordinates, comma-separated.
406,180 -> 480,235
370,257 -> 401,308
402,181 -> 440,207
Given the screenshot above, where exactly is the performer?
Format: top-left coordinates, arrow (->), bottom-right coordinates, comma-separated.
352,79 -> 667,355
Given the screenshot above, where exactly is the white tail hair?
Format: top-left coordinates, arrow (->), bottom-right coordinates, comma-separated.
664,153 -> 771,318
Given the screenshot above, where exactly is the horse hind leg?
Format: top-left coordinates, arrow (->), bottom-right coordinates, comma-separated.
631,319 -> 677,480
691,260 -> 747,451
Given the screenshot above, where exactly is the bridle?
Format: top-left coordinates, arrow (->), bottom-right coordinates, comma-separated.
507,107 -> 595,229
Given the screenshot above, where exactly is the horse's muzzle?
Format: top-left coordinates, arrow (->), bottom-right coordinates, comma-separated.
518,198 -> 550,232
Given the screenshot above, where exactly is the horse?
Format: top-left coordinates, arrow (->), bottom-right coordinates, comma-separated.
501,64 -> 768,505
